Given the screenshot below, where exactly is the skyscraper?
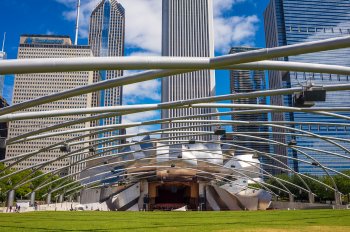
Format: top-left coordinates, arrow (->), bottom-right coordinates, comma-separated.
0,50 -> 5,97
0,96 -> 9,161
161,0 -> 216,141
229,47 -> 272,173
89,0 -> 125,145
264,0 -> 350,175
6,35 -> 93,175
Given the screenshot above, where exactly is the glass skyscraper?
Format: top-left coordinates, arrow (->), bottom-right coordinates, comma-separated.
89,0 -> 125,149
264,0 -> 350,175
229,47 -> 273,174
0,50 -> 5,97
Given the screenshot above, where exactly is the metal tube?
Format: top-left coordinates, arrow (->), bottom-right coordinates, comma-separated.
30,192 -> 35,206
6,190 -> 15,208
3,101 -> 350,123
1,36 -> 350,115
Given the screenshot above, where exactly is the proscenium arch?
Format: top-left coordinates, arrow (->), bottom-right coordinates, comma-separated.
20,138 -> 333,201
18,138 -> 313,199
3,119 -> 350,194
3,118 -> 350,183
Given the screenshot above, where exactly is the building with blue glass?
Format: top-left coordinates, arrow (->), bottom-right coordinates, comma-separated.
229,47 -> 273,174
0,50 -> 5,97
89,0 -> 125,148
264,0 -> 350,175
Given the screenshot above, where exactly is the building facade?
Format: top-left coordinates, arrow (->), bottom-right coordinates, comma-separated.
229,47 -> 273,174
0,96 -> 9,160
88,0 -> 125,147
264,0 -> 350,175
6,35 -> 93,175
161,0 -> 216,141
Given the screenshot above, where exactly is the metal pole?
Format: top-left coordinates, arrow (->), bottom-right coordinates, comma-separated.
46,192 -> 51,205
30,191 -> 35,206
74,0 -> 81,46
309,193 -> 315,204
335,192 -> 342,205
6,190 -> 15,208
59,194 -> 64,204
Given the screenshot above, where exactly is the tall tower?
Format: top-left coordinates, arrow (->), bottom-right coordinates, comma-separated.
161,0 -> 216,141
229,47 -> 272,174
264,0 -> 350,175
6,35 -> 93,175
89,0 -> 125,146
0,33 -> 6,97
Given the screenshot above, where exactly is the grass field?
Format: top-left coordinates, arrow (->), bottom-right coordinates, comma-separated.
0,210 -> 350,232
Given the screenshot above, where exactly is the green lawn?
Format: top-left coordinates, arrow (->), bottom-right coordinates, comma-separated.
0,210 -> 350,232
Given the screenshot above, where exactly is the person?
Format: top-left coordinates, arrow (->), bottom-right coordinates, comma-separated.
9,206 -> 12,213
17,205 -> 21,213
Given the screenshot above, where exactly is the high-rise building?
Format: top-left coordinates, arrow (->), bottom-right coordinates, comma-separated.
0,50 -> 5,96
88,0 -> 125,146
264,0 -> 350,175
161,0 -> 216,141
229,47 -> 272,173
6,35 -> 93,175
0,96 -> 9,161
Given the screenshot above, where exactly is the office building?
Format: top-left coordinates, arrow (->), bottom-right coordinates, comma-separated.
161,0 -> 216,141
264,0 -> 350,175
229,47 -> 272,173
0,50 -> 5,96
88,0 -> 125,146
6,35 -> 93,175
0,96 -> 9,160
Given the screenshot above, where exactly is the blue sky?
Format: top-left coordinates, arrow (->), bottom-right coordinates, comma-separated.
0,0 -> 270,135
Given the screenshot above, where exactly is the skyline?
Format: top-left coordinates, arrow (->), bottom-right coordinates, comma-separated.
0,0 -> 270,137
0,0 -> 350,212
0,0 -> 269,99
264,0 -> 350,175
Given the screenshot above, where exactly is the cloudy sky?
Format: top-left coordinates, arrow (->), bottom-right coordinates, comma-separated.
0,0 -> 269,137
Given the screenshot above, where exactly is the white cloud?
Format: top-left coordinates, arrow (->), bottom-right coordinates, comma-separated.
213,0 -> 246,16
214,15 -> 259,53
122,110 -> 161,141
55,0 -> 259,107
123,70 -> 161,104
56,0 -> 258,55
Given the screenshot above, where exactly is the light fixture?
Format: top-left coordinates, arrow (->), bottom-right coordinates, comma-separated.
288,139 -> 297,146
60,144 -> 71,153
214,128 -> 226,136
293,89 -> 326,108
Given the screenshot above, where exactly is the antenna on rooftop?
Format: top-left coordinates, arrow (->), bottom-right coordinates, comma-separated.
74,0 -> 81,45
1,32 -> 6,52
